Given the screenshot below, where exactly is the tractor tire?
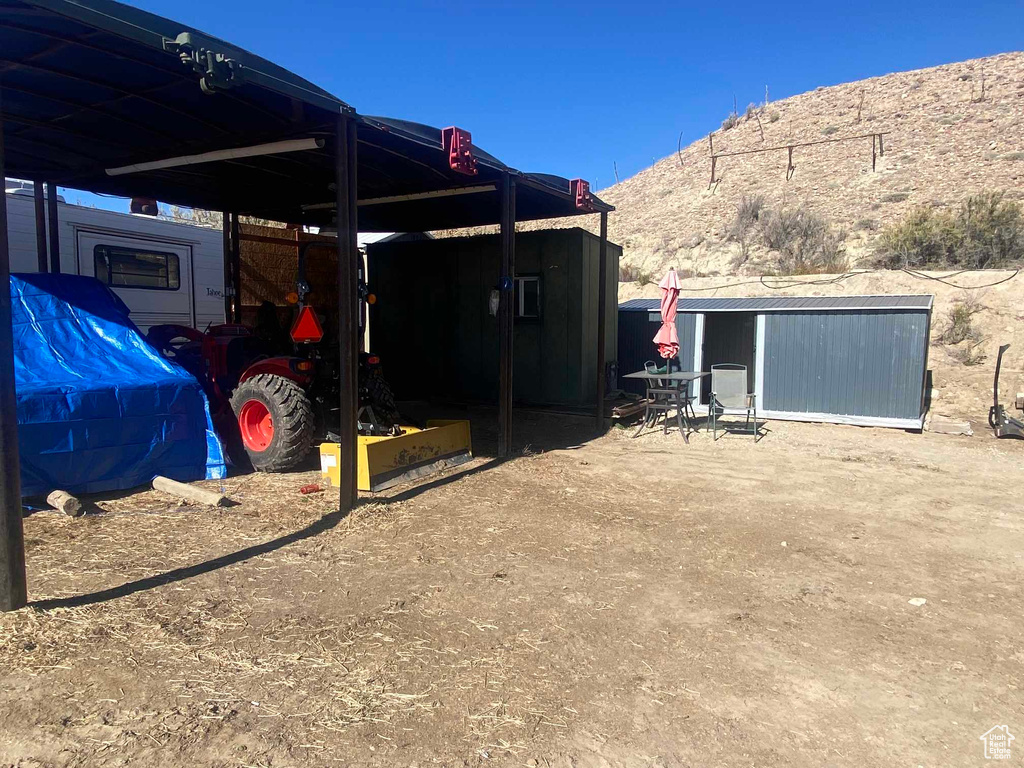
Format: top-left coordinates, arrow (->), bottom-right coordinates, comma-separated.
230,373 -> 315,472
363,367 -> 401,425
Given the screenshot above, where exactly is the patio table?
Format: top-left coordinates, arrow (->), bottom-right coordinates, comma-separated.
623,370 -> 710,441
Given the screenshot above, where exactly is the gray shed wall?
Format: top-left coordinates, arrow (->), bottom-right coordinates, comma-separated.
617,311 -> 696,396
762,310 -> 929,421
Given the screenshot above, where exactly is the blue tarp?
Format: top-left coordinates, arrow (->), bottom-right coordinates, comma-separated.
11,273 -> 227,497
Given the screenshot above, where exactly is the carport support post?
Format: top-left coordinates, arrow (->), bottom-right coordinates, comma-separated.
595,211 -> 608,430
221,214 -> 232,322
498,173 -> 516,458
0,91 -> 29,611
230,213 -> 241,323
46,182 -> 60,274
33,181 -> 47,272
335,112 -> 359,510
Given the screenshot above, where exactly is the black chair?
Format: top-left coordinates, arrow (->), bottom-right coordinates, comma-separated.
634,360 -> 693,442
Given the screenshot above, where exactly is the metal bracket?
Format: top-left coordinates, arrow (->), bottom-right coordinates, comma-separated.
570,178 -> 595,211
441,127 -> 478,176
164,33 -> 241,94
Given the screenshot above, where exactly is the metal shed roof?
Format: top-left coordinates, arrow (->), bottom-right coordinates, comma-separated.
619,295 -> 935,313
0,0 -> 611,230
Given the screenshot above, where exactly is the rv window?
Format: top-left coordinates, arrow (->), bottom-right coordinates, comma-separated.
514,275 -> 541,319
94,245 -> 180,290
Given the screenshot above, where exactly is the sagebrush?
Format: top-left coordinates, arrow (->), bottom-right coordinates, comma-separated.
876,192 -> 1024,269
938,294 -> 987,365
729,195 -> 766,266
729,199 -> 848,274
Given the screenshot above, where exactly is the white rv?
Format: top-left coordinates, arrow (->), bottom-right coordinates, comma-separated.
4,180 -> 225,331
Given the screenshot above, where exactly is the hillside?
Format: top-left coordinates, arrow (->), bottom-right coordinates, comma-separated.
597,51 -> 1024,277
583,52 -> 1024,425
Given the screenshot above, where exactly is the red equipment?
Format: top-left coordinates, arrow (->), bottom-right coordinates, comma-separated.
442,126 -> 478,176
290,305 -> 325,343
147,240 -> 398,474
147,322 -> 316,471
570,178 -> 595,212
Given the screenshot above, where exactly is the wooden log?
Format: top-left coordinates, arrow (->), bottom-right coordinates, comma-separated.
612,400 -> 649,420
46,490 -> 84,517
152,476 -> 228,507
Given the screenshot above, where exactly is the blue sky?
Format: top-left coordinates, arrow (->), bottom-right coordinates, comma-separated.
69,0 -> 1020,213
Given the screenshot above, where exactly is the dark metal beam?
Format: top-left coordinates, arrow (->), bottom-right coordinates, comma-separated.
595,211 -> 608,430
0,87 -> 28,612
1,134 -> 91,175
222,213 -> 232,322
46,182 -> 59,273
229,213 -> 241,323
3,111 -> 148,150
33,180 -> 47,272
0,21 -> 291,130
0,80 -> 196,147
335,113 -> 359,511
0,58 -> 235,138
498,173 -> 516,457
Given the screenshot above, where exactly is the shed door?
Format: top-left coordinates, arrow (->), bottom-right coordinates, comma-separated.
77,231 -> 194,331
700,312 -> 756,402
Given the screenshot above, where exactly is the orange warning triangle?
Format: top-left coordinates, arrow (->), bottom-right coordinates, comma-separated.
290,305 -> 324,343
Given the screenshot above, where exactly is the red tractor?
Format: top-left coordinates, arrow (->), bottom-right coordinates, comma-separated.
147,244 -> 399,471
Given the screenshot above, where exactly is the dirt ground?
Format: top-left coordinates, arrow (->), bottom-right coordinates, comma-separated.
1,411 -> 1022,767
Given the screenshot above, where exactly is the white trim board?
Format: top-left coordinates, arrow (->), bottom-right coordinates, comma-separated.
754,313 -> 765,408
692,313 -> 704,403
762,410 -> 924,430
684,403 -> 923,431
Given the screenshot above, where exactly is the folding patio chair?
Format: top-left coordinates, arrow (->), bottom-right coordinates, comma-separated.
708,364 -> 758,441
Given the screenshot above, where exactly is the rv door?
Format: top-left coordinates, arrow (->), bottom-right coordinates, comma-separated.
76,232 -> 194,331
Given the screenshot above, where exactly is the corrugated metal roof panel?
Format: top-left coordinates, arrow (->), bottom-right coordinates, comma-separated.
619,295 -> 934,312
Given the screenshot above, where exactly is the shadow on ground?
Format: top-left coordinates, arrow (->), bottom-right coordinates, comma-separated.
31,405 -> 612,610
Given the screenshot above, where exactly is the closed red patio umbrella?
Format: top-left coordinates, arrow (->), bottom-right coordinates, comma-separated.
652,267 -> 680,363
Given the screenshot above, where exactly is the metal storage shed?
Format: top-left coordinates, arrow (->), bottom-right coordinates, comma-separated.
368,228 -> 620,409
619,295 -> 934,429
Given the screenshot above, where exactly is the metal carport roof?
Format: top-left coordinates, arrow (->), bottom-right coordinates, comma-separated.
0,0 -> 612,230
619,295 -> 935,313
0,0 -> 618,584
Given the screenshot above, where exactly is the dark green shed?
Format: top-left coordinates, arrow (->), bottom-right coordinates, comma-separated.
368,228 -> 620,408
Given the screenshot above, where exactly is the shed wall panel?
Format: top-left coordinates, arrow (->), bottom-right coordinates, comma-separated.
539,231 -> 569,404
368,228 -> 619,407
565,232 -> 585,403
514,234 -> 542,402
762,310 -> 928,420
580,232 -> 596,402
616,311 -> 653,396
616,311 -> 697,396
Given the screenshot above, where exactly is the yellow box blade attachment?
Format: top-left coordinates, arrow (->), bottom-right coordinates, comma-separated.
320,419 -> 472,493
